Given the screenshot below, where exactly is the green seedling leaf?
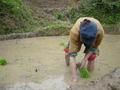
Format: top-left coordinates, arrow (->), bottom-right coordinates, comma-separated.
0,57 -> 7,65
78,67 -> 90,78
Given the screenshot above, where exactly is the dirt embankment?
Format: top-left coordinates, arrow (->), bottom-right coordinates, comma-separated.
0,0 -> 70,41
25,0 -> 69,19
0,0 -> 120,41
26,0 -> 69,9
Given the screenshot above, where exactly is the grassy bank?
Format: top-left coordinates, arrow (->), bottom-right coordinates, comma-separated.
0,0 -> 37,35
0,0 -> 120,36
67,0 -> 120,33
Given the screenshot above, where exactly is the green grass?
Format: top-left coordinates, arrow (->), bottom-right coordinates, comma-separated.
0,57 -> 7,65
65,0 -> 120,33
0,0 -> 120,35
0,0 -> 37,35
53,10 -> 65,20
43,21 -> 71,30
67,0 -> 120,24
37,21 -> 72,36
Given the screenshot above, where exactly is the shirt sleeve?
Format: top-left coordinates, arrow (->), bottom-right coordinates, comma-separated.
94,31 -> 104,48
69,20 -> 82,57
89,25 -> 104,53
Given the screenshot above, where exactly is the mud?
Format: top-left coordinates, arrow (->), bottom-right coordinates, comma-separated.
0,35 -> 120,90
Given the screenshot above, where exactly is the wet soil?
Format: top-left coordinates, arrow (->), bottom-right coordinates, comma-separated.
0,35 -> 120,90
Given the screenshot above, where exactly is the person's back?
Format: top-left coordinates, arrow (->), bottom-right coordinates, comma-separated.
69,17 -> 104,53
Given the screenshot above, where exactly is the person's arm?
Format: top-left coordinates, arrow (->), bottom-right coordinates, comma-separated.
80,51 -> 93,68
84,51 -> 93,60
69,19 -> 81,58
68,19 -> 82,81
93,30 -> 104,48
69,32 -> 81,57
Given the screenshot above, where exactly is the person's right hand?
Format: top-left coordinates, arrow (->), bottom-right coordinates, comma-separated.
80,59 -> 87,69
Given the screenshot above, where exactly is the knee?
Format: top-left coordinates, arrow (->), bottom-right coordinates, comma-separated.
87,61 -> 95,72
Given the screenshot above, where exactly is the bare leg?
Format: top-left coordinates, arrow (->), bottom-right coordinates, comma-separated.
70,57 -> 77,82
65,53 -> 70,66
87,61 -> 94,72
87,53 -> 96,72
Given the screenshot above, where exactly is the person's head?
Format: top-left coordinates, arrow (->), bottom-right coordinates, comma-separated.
80,19 -> 97,46
83,19 -> 91,24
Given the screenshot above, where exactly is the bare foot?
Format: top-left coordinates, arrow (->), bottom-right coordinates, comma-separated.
72,76 -> 77,82
72,78 -> 77,82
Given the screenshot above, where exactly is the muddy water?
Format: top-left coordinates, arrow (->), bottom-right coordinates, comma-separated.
0,35 -> 120,90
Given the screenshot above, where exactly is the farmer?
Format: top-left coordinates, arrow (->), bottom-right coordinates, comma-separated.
64,17 -> 104,81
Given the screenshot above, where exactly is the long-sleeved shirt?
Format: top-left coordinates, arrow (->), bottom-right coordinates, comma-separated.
69,17 -> 104,54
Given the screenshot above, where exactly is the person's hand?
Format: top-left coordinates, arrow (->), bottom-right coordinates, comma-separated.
80,59 -> 87,69
80,52 -> 93,68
